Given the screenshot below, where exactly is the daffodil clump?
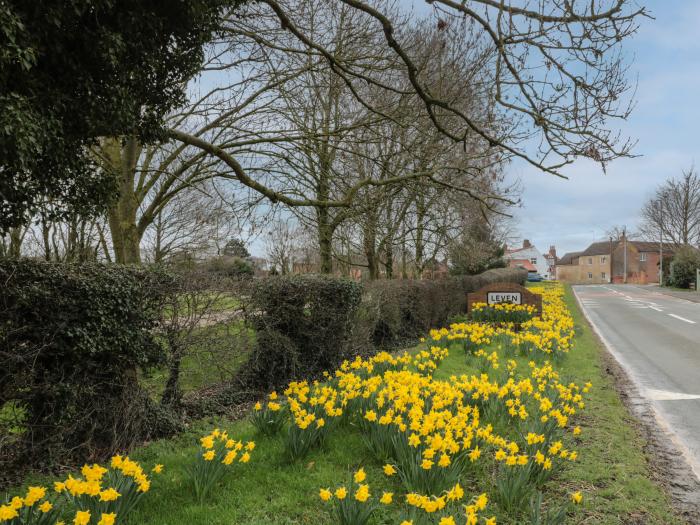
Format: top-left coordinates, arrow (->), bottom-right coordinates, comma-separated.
470,302 -> 537,325
188,428 -> 255,502
305,282 -> 586,523
251,391 -> 287,436
435,286 -> 575,361
1,457 -> 161,525
318,468 -> 393,525
0,486 -> 58,525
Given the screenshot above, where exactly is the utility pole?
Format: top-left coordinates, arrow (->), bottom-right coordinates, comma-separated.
659,198 -> 663,286
609,236 -> 614,283
623,226 -> 627,284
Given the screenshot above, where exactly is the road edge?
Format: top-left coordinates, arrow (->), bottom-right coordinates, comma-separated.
572,286 -> 700,524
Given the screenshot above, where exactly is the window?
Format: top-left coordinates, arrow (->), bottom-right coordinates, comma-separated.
588,257 -> 593,265
530,258 -> 537,264
639,253 -> 647,262
601,272 -> 606,280
600,256 -> 607,263
588,272 -> 593,279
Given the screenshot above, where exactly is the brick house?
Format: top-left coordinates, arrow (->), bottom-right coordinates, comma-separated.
555,237 -> 676,284
556,241 -> 613,284
611,241 -> 675,284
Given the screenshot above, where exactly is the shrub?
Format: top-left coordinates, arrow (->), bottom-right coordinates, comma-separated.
0,259 -> 178,474
236,268 -> 524,396
359,268 -> 527,350
669,246 -> 700,288
240,275 -> 363,391
201,256 -> 253,279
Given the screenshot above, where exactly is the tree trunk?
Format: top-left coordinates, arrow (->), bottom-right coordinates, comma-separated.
384,246 -> 394,279
104,137 -> 142,264
362,215 -> 379,280
161,351 -> 183,408
415,196 -> 426,279
318,217 -> 333,274
9,227 -> 23,258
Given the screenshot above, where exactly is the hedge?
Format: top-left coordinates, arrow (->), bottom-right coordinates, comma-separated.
358,269 -> 526,349
0,260 -> 525,480
239,275 -> 363,391
238,268 -> 526,391
0,259 -> 179,478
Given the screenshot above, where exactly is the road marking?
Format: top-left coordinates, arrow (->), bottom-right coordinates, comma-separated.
668,313 -> 696,324
649,306 -> 663,312
647,388 -> 700,401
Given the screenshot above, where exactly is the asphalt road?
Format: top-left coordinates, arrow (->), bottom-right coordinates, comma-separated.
573,284 -> 700,479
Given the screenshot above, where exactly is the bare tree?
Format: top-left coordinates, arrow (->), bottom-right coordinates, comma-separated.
265,219 -> 297,274
89,0 -> 642,270
606,225 -> 638,241
641,167 -> 700,248
256,0 -> 644,173
166,0 -> 642,270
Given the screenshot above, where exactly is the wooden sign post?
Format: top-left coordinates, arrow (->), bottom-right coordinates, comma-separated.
467,282 -> 542,316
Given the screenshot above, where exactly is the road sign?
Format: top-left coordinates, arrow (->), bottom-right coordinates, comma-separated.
486,292 -> 522,305
467,282 -> 542,315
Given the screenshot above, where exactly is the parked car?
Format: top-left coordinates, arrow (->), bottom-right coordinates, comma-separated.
527,272 -> 543,282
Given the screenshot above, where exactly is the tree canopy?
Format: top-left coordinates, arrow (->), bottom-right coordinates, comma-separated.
0,0 -> 230,230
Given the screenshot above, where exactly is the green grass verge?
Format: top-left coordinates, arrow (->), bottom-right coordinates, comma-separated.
9,285 -> 683,524
123,285 -> 682,524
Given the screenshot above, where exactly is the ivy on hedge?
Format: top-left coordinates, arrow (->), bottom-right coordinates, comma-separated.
0,259 -> 178,473
240,274 -> 363,391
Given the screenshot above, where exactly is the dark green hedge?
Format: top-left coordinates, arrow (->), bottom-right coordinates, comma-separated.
239,275 -> 363,390
359,269 -> 527,348
0,259 -> 178,474
239,268 -> 526,392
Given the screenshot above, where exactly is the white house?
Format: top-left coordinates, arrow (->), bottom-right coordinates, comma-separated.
504,239 -> 550,278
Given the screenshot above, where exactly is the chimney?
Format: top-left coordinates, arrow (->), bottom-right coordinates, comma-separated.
523,239 -> 531,249
548,246 -> 557,258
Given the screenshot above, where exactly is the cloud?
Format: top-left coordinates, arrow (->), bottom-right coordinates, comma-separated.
511,150 -> 692,255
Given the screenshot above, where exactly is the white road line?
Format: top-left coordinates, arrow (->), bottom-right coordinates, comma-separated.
649,306 -> 663,312
647,388 -> 700,401
669,313 -> 696,324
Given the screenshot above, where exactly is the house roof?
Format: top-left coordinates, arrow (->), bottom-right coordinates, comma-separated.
629,241 -> 677,253
508,259 -> 537,272
557,252 -> 581,265
579,241 -> 613,256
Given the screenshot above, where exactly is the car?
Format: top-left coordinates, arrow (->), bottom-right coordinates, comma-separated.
526,272 -> 543,282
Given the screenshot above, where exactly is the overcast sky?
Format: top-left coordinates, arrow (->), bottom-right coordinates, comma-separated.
510,1 -> 699,257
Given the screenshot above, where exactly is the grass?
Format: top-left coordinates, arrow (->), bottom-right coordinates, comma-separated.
141,318 -> 254,399
8,284 -> 684,524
